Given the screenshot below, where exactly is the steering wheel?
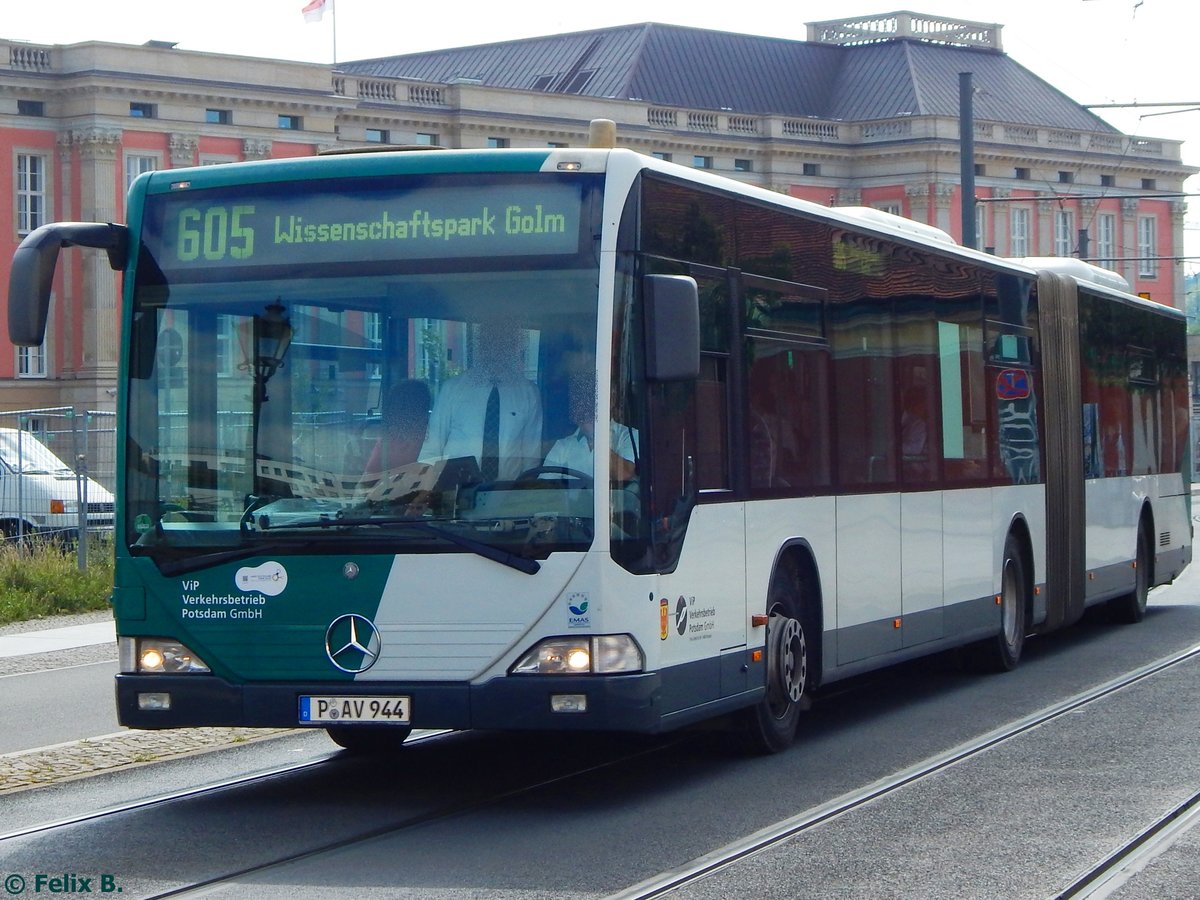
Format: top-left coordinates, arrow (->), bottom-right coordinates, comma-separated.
516,465 -> 594,487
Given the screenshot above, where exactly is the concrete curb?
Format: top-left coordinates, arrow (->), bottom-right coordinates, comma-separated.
0,726 -> 299,796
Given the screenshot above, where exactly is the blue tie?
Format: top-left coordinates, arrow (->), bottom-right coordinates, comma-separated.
481,384 -> 500,480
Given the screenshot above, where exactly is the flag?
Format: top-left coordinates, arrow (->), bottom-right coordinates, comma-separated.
301,0 -> 327,23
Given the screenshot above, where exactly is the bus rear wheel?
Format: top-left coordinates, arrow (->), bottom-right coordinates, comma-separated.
972,534 -> 1027,672
326,725 -> 413,754
743,559 -> 809,754
1110,525 -> 1151,624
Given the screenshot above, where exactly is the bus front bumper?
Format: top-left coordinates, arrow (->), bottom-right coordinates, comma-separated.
115,672 -> 665,733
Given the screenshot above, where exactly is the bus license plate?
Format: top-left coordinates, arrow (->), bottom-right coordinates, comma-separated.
299,695 -> 411,725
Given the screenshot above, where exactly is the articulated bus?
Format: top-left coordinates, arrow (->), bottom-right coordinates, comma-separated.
10,124 -> 1190,753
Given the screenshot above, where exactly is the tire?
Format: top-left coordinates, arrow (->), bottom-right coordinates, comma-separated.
325,725 -> 413,754
0,520 -> 32,541
1110,525 -> 1151,624
973,534 -> 1027,673
743,558 -> 811,754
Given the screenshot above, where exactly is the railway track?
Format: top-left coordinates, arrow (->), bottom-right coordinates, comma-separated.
1056,788 -> 1200,898
4,641 -> 1200,899
614,640 -> 1200,900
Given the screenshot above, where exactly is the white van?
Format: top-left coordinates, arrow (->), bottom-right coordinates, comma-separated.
0,428 -> 114,539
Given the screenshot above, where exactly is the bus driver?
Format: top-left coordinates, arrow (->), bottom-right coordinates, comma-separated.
543,372 -> 638,483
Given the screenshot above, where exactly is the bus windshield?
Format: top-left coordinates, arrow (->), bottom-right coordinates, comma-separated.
125,171 -> 602,568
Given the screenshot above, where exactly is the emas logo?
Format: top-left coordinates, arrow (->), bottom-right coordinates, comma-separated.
567,592 -> 591,629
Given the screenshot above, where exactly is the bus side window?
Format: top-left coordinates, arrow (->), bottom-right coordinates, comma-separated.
832,300 -> 896,488
937,313 -> 989,483
747,339 -> 831,493
896,309 -> 940,487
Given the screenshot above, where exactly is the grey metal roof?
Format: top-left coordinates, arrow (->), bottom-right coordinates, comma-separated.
339,22 -> 1118,133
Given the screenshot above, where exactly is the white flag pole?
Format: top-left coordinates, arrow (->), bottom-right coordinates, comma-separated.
331,0 -> 338,66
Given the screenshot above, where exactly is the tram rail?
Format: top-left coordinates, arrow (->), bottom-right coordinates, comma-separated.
4,642 -> 1200,899
613,640 -> 1200,900
1056,787 -> 1200,898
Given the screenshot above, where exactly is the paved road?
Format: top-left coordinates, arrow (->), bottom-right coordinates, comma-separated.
0,660 -> 121,754
0,612 -> 121,754
5,565 -> 1200,899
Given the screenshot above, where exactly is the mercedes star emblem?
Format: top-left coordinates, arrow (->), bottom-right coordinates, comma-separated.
325,613 -> 382,673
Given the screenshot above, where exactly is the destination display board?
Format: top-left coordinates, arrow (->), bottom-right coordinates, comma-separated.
140,177 -> 588,274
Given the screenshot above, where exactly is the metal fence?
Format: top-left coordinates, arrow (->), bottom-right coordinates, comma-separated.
0,407 -> 116,568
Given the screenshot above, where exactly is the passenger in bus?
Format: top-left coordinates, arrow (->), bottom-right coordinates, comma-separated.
419,322 -> 543,480
900,385 -> 934,482
543,372 -> 638,482
363,379 -> 431,475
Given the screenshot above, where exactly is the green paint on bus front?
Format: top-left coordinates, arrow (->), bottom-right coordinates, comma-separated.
119,555 -> 395,682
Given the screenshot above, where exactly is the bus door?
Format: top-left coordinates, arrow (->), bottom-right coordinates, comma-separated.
830,297 -> 904,663
897,304 -> 945,649
642,264 -> 747,703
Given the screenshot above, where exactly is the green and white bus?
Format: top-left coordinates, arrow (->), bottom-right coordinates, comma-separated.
10,126 -> 1191,752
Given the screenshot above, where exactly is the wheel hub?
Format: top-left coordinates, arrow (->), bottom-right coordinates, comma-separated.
768,613 -> 806,705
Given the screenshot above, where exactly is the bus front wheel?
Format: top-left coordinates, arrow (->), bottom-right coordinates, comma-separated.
326,725 -> 413,754
743,559 -> 810,754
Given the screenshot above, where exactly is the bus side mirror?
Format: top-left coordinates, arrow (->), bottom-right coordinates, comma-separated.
9,222 -> 129,346
644,274 -> 700,382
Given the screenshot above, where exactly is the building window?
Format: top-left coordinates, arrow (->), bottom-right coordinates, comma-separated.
129,102 -> 157,118
1054,209 -> 1075,257
974,164 -> 986,177
734,158 -> 753,173
1010,207 -> 1030,257
17,99 -> 45,117
214,316 -> 240,377
1137,216 -> 1157,277
651,151 -> 672,162
205,108 -> 232,125
1101,174 -> 1116,188
200,156 -> 236,166
18,344 -> 46,378
16,153 -> 47,236
563,69 -> 596,94
278,114 -> 302,130
1014,167 -> 1030,180
486,137 -> 509,149
365,311 -> 382,381
802,162 -> 821,177
125,154 -> 157,191
1097,213 -> 1116,267
547,142 -> 568,148
877,203 -> 902,216
1141,178 -> 1157,191
693,155 -> 713,169
975,204 -> 987,250
1058,171 -> 1074,184
365,128 -> 389,143
415,132 -> 438,146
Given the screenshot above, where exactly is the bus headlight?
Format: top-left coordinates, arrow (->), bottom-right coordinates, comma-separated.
511,635 -> 643,675
119,637 -> 210,674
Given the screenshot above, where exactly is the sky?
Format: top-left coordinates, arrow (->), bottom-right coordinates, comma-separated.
11,0 -> 1200,273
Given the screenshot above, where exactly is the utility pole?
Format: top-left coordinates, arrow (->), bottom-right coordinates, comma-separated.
960,73 -> 976,249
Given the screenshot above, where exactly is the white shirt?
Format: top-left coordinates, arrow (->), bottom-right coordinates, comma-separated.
419,371 -> 543,480
543,423 -> 639,478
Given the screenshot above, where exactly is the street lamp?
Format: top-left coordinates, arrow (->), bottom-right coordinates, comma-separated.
238,300 -> 293,403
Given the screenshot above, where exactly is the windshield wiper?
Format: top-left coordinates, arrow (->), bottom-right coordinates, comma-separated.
140,540 -> 306,578
258,516 -> 541,575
